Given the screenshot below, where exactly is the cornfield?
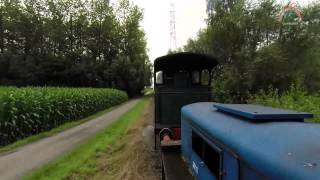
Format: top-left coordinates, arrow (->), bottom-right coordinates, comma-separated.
0,87 -> 128,146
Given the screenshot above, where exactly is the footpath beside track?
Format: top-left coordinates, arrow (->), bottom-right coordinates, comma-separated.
0,98 -> 141,180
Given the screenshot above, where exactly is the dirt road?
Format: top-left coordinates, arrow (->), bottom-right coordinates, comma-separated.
0,98 -> 142,180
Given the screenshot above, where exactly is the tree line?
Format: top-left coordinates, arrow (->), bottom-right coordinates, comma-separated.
0,0 -> 152,96
183,0 -> 320,102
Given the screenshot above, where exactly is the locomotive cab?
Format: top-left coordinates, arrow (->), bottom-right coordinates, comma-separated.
154,52 -> 218,147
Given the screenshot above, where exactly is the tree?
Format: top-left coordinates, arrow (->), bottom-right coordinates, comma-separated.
113,0 -> 151,96
0,0 -> 151,96
184,0 -> 320,102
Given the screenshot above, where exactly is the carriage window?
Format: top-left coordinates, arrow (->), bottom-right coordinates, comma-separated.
204,141 -> 221,178
192,130 -> 203,157
156,71 -> 163,84
201,69 -> 210,85
192,71 -> 200,84
192,130 -> 221,179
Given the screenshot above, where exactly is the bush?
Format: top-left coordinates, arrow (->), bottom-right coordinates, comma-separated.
0,87 -> 128,146
249,86 -> 320,123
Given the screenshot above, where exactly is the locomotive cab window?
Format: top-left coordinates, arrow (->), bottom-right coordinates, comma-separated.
156,71 -> 163,84
192,130 -> 222,179
201,69 -> 210,85
192,71 -> 200,84
174,71 -> 189,88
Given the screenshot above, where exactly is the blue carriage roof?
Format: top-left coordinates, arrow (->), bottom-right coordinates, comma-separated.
182,102 -> 320,179
213,103 -> 313,121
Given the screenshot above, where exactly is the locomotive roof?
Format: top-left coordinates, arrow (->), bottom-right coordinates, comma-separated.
154,52 -> 218,72
182,102 -> 320,179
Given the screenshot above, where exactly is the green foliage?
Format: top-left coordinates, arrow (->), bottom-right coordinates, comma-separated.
185,0 -> 320,103
249,85 -> 320,122
0,0 -> 151,96
0,105 -> 116,154
0,87 -> 128,146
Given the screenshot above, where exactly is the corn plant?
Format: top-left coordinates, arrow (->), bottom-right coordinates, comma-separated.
0,87 -> 128,146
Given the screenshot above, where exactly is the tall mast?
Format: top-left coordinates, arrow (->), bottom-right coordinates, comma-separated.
169,1 -> 177,50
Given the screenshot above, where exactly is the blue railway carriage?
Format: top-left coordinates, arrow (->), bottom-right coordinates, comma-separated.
181,102 -> 319,180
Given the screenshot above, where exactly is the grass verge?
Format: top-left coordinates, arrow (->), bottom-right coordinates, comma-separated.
24,98 -> 149,180
80,98 -> 160,180
0,104 -> 121,154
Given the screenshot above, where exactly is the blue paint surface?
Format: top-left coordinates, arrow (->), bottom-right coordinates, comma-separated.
191,152 -> 217,180
222,151 -> 239,180
213,103 -> 313,121
181,102 -> 320,180
181,116 -> 192,159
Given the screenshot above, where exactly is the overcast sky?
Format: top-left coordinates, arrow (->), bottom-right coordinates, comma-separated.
111,0 -> 316,62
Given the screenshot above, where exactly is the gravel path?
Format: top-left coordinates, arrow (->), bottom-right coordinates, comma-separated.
0,98 -> 141,180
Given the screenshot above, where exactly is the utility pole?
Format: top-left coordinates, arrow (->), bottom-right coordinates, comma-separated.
169,1 -> 177,50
